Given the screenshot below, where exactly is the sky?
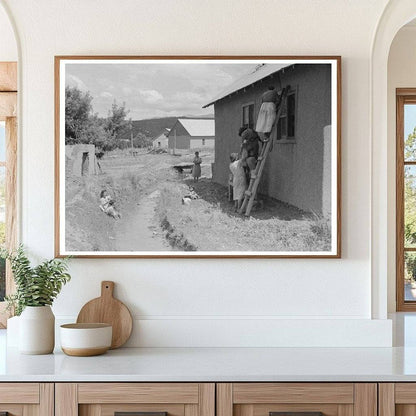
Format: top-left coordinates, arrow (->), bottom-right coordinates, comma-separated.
405,104 -> 416,139
65,62 -> 263,120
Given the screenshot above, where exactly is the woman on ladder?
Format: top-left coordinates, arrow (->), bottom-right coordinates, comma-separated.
255,85 -> 281,140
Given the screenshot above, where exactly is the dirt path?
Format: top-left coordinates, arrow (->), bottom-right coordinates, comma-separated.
66,151 -> 212,252
114,190 -> 172,251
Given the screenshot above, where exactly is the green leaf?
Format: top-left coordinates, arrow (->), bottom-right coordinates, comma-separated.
5,245 -> 71,314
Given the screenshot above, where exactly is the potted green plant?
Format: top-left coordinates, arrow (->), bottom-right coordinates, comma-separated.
1,246 -> 71,354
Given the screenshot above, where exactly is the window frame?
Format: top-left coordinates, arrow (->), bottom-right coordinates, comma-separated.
276,86 -> 298,144
241,101 -> 255,129
396,88 -> 416,311
0,62 -> 18,327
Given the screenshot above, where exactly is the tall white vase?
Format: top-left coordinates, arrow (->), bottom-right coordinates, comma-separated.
19,306 -> 55,354
6,315 -> 20,347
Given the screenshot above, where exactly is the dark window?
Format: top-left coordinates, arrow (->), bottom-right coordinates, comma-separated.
287,93 -> 296,137
276,89 -> 296,140
242,104 -> 254,129
81,152 -> 89,175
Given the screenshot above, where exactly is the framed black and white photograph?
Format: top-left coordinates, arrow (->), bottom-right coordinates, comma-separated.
55,56 -> 341,258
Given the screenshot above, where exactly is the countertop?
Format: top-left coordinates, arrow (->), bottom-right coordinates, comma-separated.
2,329 -> 416,382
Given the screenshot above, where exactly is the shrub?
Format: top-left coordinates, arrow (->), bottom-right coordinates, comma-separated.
0,246 -> 71,316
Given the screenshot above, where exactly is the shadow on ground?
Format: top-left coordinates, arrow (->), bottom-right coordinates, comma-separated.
184,178 -> 312,221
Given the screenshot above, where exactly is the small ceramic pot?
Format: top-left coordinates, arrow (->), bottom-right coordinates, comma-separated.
19,306 -> 55,354
60,323 -> 112,356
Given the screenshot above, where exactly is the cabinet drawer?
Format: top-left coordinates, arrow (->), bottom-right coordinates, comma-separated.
78,383 -> 200,404
0,383 -> 39,404
217,383 -> 376,416
56,383 -> 215,416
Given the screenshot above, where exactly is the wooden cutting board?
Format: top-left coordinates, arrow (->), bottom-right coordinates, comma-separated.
76,281 -> 133,349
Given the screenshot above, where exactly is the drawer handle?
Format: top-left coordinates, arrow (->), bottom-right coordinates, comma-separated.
115,412 -> 167,416
270,413 -> 324,416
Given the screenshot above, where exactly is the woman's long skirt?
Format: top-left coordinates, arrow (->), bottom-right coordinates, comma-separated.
256,102 -> 277,133
192,164 -> 201,178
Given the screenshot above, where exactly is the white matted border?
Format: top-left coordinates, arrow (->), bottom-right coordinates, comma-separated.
55,56 -> 340,258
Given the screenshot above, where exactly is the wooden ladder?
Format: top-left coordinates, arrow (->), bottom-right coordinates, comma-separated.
239,86 -> 289,216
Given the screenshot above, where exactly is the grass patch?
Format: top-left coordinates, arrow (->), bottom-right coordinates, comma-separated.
157,182 -> 331,252
160,217 -> 197,251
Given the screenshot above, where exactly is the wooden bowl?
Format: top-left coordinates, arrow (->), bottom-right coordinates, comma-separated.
60,323 -> 112,356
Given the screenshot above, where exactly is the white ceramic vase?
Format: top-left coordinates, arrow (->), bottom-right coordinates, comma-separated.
6,315 -> 20,347
19,306 -> 55,354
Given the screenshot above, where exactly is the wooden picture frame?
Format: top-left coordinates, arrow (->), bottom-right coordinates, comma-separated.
55,56 -> 341,258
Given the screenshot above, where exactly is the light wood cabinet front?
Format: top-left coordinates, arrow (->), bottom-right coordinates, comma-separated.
0,383 -> 53,416
217,383 -> 377,416
55,383 -> 215,416
378,383 -> 416,416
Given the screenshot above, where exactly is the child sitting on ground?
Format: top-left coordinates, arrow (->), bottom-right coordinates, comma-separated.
99,190 -> 121,219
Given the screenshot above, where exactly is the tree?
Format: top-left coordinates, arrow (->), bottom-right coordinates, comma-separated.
406,253 -> 416,281
405,128 -> 416,245
406,126 -> 416,161
65,86 -> 94,144
85,114 -> 112,150
65,86 -> 132,151
104,101 -> 130,141
133,132 -> 152,148
404,127 -> 416,280
65,86 -> 114,148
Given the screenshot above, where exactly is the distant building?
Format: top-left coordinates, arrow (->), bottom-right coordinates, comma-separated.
152,128 -> 170,149
203,63 -> 332,216
167,118 -> 215,154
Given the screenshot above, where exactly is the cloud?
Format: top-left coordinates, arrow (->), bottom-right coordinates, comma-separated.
172,91 -> 207,104
66,74 -> 89,92
65,62 -> 255,120
138,89 -> 164,104
122,86 -> 133,95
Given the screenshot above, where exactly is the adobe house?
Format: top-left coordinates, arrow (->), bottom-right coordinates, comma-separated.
204,63 -> 332,217
167,118 -> 215,154
152,128 -> 170,149
65,144 -> 98,177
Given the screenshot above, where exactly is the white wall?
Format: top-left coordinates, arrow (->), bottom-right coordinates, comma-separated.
0,0 -> 393,346
387,25 -> 416,312
0,4 -> 17,61
190,138 -> 215,149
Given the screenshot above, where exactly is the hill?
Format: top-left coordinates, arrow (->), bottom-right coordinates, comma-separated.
118,115 -> 214,141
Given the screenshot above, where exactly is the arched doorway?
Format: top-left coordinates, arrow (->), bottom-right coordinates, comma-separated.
371,0 -> 416,319
0,0 -> 18,327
